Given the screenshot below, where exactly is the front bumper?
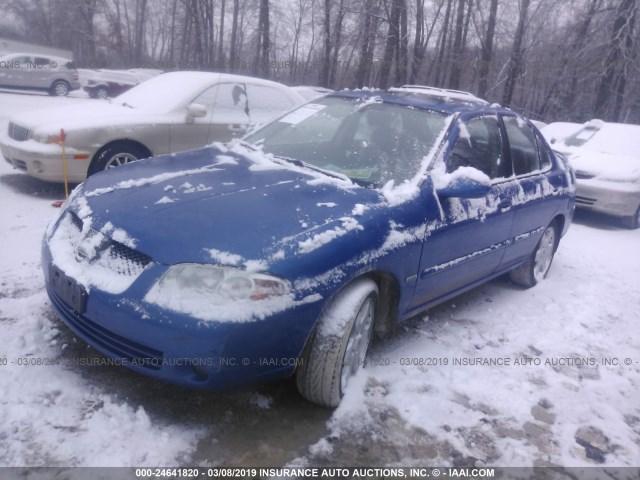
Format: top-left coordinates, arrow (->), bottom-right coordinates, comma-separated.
41,236 -> 323,390
0,134 -> 92,183
575,179 -> 640,218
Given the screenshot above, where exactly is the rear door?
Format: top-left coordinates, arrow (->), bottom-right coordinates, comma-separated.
499,115 -> 558,269
411,114 -> 515,308
31,56 -> 52,89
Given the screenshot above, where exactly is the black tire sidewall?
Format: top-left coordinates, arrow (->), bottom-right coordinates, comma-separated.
88,143 -> 147,176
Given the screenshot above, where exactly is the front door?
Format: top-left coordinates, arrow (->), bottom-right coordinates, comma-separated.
411,115 -> 515,308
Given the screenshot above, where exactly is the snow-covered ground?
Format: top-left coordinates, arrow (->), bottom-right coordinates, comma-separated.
0,91 -> 638,468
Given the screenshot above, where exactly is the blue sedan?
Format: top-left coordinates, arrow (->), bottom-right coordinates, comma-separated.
42,87 -> 575,406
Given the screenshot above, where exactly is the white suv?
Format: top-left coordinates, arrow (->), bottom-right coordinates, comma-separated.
0,53 -> 81,96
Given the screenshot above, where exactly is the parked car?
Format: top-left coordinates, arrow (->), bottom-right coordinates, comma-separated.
82,69 -> 141,99
292,86 -> 334,100
0,52 -> 81,96
540,121 -> 581,144
1,71 -> 305,182
42,88 -> 575,406
551,120 -> 640,228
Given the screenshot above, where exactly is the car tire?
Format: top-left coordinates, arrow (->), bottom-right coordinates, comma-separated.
96,87 -> 109,99
49,80 -> 70,96
509,220 -> 558,288
296,278 -> 378,407
88,142 -> 150,176
622,205 -> 640,229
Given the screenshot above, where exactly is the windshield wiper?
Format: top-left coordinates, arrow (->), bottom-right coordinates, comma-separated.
277,156 -> 354,183
121,102 -> 134,109
239,141 -> 355,185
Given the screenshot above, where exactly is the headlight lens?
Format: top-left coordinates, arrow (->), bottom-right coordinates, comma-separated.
144,264 -> 292,320
32,132 -> 65,144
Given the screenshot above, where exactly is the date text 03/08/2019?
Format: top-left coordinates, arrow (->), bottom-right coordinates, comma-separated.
134,467 -> 496,478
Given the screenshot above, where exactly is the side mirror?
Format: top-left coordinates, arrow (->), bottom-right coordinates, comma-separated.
186,103 -> 207,123
436,170 -> 491,198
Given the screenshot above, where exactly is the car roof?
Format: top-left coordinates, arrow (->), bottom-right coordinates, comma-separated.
328,89 -> 503,116
0,52 -> 72,62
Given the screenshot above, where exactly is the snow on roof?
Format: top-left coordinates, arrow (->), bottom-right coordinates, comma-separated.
391,85 -> 489,105
116,71 -> 299,114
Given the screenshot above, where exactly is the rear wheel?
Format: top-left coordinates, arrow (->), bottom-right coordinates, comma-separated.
622,205 -> 640,229
296,278 -> 378,407
88,142 -> 150,176
509,221 -> 558,288
49,80 -> 70,96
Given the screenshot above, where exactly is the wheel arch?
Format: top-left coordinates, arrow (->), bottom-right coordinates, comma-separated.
301,269 -> 401,351
91,139 -> 153,165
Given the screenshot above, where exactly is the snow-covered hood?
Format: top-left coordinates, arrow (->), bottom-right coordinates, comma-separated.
9,102 -> 162,133
69,144 -> 381,269
564,148 -> 640,181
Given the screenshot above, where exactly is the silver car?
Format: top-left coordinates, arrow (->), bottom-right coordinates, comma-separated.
0,52 -> 81,96
553,120 -> 640,229
1,71 -> 305,183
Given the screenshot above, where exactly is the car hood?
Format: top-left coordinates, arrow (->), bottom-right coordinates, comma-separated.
564,148 -> 640,181
10,102 -> 161,133
71,144 -> 383,270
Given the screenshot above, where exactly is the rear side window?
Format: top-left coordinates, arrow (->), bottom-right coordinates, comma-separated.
34,57 -> 50,67
447,116 -> 509,179
503,116 -> 540,175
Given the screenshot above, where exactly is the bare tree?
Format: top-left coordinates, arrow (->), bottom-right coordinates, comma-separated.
502,0 -> 531,106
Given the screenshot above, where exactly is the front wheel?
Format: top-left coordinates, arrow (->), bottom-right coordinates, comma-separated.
509,221 -> 558,288
88,142 -> 150,176
296,278 -> 378,407
96,87 -> 109,99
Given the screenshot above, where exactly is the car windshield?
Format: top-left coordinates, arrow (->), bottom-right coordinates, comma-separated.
244,96 -> 447,186
562,124 -> 640,158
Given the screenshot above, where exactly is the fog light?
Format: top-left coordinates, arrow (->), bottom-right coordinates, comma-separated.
32,160 -> 45,173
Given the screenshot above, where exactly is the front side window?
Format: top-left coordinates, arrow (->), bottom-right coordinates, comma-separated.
447,116 -> 508,179
194,83 -> 250,124
245,96 -> 448,186
503,116 -> 541,175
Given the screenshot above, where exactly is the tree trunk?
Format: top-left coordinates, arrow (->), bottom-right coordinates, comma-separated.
478,0 -> 498,98
378,0 -> 400,88
229,0 -> 239,70
594,0 -> 636,120
448,0 -> 466,89
502,0 -> 531,106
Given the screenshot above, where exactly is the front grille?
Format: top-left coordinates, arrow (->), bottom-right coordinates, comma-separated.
8,122 -> 31,141
575,170 -> 595,180
68,211 -> 152,277
49,288 -> 164,370
576,195 -> 597,206
108,242 -> 152,276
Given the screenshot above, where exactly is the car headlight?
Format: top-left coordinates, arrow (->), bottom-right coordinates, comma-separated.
32,131 -> 65,144
144,264 -> 292,320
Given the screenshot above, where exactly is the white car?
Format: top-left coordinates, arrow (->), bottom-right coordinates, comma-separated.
540,121 -> 582,145
552,120 -> 640,228
1,71 -> 305,183
0,52 -> 81,96
291,86 -> 334,100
